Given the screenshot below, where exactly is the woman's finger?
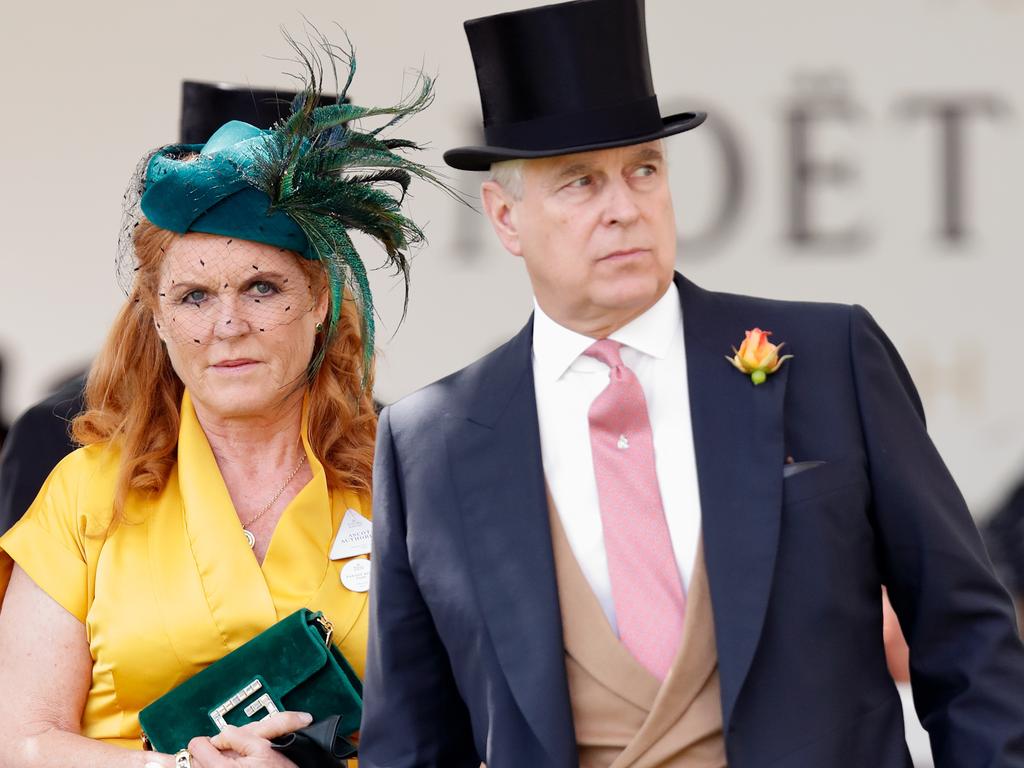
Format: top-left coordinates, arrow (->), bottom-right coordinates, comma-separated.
208,723 -> 279,757
189,736 -> 233,766
227,711 -> 313,742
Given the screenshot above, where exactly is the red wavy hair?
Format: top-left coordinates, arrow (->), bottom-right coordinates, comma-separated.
72,220 -> 376,514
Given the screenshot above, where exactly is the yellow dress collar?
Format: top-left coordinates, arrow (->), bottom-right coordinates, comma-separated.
176,390 -> 333,627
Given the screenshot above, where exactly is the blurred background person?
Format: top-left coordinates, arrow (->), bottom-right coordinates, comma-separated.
0,356 -> 10,450
0,369 -> 85,536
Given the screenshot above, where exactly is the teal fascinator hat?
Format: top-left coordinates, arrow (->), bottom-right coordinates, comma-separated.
141,120 -> 310,255
127,34 -> 456,380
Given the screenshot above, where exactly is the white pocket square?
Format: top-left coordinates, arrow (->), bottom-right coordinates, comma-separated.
783,460 -> 826,479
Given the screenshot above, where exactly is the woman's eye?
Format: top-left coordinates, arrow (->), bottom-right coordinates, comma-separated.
568,176 -> 592,189
183,289 -> 206,305
251,281 -> 277,296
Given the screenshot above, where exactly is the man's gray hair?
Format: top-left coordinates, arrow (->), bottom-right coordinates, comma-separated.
488,140 -> 670,201
489,159 -> 525,200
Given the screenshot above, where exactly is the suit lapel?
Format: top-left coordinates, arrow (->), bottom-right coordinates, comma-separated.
677,274 -> 789,730
443,318 -> 576,762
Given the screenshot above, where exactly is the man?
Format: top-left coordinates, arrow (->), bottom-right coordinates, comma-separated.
360,1 -> 1024,766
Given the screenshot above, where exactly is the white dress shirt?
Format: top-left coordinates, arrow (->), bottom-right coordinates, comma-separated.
532,283 -> 703,635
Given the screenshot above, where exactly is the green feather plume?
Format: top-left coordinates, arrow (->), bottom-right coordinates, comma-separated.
246,28 -> 462,385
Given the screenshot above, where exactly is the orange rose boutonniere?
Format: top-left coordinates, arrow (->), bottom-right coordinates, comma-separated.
726,328 -> 793,385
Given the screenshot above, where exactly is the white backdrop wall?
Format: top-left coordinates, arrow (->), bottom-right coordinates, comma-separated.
0,0 -> 1020,518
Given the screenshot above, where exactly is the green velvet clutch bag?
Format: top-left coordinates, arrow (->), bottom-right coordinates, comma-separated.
139,609 -> 362,755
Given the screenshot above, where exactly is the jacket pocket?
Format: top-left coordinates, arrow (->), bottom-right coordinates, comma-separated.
782,455 -> 868,507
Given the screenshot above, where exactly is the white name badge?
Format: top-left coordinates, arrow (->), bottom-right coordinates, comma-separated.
340,558 -> 371,592
330,508 -> 373,560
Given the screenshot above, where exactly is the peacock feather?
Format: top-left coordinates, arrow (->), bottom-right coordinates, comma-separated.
246,28 -> 462,384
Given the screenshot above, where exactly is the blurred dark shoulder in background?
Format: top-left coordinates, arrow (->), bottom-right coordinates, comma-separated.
0,371 -> 86,535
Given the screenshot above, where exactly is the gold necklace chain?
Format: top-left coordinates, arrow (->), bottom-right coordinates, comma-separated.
240,452 -> 307,530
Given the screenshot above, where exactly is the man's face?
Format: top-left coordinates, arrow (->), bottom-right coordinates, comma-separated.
482,140 -> 677,335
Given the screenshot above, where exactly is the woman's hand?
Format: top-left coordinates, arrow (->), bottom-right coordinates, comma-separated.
186,711 -> 312,767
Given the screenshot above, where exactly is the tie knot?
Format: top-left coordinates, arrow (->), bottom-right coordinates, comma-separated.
584,338 -> 624,369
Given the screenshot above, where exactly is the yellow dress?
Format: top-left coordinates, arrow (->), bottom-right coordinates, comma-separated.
0,391 -> 370,750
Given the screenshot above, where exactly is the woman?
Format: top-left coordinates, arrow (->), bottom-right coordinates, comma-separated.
0,38 -> 446,768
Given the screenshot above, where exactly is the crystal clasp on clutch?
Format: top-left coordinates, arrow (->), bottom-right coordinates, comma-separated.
209,678 -> 280,731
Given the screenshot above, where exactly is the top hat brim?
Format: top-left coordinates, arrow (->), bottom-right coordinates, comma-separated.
443,111 -> 706,172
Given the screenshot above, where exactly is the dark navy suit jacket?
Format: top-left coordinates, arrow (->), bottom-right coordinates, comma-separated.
361,274 -> 1024,767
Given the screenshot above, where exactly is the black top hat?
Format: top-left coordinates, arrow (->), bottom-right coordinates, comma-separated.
180,81 -> 338,144
444,0 -> 705,171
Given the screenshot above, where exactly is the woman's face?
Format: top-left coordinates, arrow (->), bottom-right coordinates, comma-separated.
153,232 -> 327,419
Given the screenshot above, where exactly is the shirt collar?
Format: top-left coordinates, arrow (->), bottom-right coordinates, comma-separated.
532,281 -> 682,382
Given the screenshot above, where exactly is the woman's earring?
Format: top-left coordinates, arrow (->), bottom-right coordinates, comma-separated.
315,322 -> 324,334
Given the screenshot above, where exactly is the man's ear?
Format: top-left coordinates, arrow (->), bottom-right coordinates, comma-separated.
480,181 -> 523,257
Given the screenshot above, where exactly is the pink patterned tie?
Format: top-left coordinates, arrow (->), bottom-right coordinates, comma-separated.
584,338 -> 686,680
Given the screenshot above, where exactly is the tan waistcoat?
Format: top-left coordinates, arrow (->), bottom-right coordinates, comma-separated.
548,505 -> 727,768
